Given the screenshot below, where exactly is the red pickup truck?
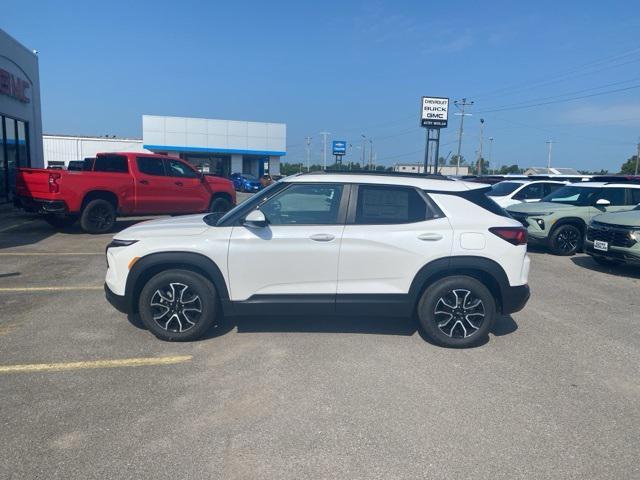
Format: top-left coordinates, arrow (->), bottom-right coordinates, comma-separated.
15,152 -> 236,233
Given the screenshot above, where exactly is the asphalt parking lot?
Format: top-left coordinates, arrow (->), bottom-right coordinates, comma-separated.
1,206 -> 639,480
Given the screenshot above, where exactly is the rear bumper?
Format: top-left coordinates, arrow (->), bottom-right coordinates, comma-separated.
104,283 -> 131,314
501,284 -> 530,314
14,196 -> 68,214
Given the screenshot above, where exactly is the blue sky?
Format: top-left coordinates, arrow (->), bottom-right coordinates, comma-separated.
3,0 -> 640,171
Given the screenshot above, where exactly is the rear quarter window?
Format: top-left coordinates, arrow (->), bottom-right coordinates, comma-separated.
426,187 -> 511,218
94,155 -> 128,173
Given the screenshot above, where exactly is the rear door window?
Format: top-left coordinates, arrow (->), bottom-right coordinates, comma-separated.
137,157 -> 166,176
94,155 -> 128,173
514,183 -> 544,200
354,185 -> 428,224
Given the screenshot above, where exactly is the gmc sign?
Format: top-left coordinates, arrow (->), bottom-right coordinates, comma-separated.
0,68 -> 30,103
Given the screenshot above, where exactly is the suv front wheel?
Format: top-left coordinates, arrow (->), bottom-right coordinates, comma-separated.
139,269 -> 218,341
549,224 -> 583,255
418,276 -> 496,348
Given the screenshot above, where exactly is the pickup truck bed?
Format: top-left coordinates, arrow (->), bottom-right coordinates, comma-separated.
15,152 -> 236,233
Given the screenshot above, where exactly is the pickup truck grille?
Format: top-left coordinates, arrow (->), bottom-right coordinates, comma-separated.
587,222 -> 637,248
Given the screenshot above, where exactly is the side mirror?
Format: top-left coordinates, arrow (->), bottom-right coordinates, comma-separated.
243,209 -> 268,228
595,198 -> 611,206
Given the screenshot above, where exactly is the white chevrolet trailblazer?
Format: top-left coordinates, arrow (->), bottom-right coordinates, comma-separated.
105,172 -> 530,348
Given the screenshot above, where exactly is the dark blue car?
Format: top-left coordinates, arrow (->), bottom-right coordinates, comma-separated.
229,173 -> 262,192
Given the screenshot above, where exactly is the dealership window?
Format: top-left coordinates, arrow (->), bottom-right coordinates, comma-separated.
0,114 -> 31,200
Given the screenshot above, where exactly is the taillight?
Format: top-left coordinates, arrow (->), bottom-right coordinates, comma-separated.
489,227 -> 527,246
48,173 -> 61,193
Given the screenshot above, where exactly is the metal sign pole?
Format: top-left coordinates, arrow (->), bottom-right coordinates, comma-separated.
423,129 -> 431,174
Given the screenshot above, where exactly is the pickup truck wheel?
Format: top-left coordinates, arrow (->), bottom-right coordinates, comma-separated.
550,224 -> 582,256
209,197 -> 232,214
43,214 -> 77,229
80,199 -> 116,234
138,269 -> 217,341
417,276 -> 496,348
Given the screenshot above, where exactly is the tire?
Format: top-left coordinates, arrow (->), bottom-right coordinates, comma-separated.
43,214 -> 77,229
79,199 -> 116,234
209,197 -> 232,214
138,269 -> 218,341
549,224 -> 583,256
417,275 -> 497,348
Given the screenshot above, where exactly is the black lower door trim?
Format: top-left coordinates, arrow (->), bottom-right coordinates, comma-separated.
229,293 -> 412,317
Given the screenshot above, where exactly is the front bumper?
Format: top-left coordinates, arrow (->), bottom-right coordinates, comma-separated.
584,242 -> 640,265
14,196 -> 68,214
104,283 -> 130,314
501,284 -> 530,314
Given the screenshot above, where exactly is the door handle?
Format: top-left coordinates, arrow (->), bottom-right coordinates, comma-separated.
175,181 -> 184,186
139,179 -> 149,185
418,233 -> 443,241
309,233 -> 335,242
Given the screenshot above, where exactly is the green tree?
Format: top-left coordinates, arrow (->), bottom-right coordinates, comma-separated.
448,154 -> 465,166
620,155 -> 639,174
498,164 -> 522,175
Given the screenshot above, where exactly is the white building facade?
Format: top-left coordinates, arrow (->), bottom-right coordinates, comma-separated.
43,134 -> 149,167
394,163 -> 470,176
0,29 -> 44,202
142,115 -> 286,176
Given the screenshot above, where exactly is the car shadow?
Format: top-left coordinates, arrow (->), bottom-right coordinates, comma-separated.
417,314 -> 518,348
570,255 -> 640,279
0,214 -> 153,250
126,313 -> 236,341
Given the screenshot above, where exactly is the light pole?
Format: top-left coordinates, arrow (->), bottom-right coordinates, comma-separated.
477,118 -> 485,175
319,132 -> 330,170
488,137 -> 494,174
305,136 -> 312,172
546,139 -> 554,173
369,138 -> 374,170
361,135 -> 366,169
454,98 -> 474,175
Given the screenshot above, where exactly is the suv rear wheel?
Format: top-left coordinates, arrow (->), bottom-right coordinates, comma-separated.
418,276 -> 496,348
550,224 -> 582,255
138,269 -> 218,341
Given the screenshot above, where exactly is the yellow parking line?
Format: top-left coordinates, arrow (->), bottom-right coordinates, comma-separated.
0,286 -> 103,292
0,355 -> 193,374
0,220 -> 37,233
0,252 -> 103,256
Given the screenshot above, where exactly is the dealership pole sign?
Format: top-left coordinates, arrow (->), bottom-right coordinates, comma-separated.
421,96 -> 449,128
332,140 -> 347,165
420,96 -> 449,174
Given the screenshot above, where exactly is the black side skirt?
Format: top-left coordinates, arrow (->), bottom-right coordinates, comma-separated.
225,294 -> 412,317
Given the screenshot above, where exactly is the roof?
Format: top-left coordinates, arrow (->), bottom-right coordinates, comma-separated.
284,171 -> 484,192
572,182 -> 640,189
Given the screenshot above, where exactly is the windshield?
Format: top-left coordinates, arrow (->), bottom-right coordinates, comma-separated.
242,174 -> 258,181
487,182 -> 522,197
541,186 -> 600,206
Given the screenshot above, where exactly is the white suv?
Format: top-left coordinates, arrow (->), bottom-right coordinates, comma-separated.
487,180 -> 568,207
105,172 -> 530,348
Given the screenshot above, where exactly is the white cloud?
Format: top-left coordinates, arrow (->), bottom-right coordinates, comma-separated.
561,103 -> 640,126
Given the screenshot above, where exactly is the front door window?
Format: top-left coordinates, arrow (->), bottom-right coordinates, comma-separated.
260,184 -> 344,225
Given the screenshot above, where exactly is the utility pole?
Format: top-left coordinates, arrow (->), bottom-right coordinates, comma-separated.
369,139 -> 374,170
477,118 -> 485,175
305,136 -> 312,172
454,98 -> 473,175
546,139 -> 553,173
635,139 -> 639,175
488,137 -> 494,174
361,135 -> 366,169
319,132 -> 330,170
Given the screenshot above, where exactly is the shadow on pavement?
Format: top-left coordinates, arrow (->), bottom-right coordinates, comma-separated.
570,255 -> 640,279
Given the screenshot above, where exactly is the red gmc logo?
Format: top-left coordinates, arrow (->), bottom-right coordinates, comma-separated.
0,68 -> 30,103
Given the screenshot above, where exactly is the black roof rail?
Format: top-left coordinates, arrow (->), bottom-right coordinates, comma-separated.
299,170 -> 454,181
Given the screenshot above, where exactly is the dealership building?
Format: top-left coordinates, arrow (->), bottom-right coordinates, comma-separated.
0,29 -> 44,202
142,115 -> 285,176
43,115 -> 287,177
